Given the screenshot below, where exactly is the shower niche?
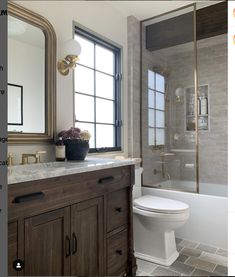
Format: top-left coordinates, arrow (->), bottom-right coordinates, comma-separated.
185,84 -> 209,131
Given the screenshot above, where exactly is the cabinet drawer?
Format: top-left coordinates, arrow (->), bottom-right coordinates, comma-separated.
8,166 -> 131,221
107,188 -> 129,232
107,229 -> 128,276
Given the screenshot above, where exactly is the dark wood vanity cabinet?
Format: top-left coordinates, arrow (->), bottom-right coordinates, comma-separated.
8,165 -> 135,276
8,222 -> 18,276
24,207 -> 70,276
70,197 -> 104,276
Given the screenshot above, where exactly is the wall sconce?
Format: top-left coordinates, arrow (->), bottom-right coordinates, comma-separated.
57,39 -> 81,76
175,87 -> 184,102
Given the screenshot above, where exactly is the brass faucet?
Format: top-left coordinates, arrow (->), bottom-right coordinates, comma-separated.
7,153 -> 13,166
21,151 -> 47,165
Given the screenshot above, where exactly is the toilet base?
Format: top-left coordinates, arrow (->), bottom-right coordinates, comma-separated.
134,212 -> 183,266
135,250 -> 179,267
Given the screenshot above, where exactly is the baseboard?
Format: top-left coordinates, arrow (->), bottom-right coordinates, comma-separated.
135,250 -> 179,267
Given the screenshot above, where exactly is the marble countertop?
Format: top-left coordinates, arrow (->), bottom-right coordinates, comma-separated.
8,158 -> 137,185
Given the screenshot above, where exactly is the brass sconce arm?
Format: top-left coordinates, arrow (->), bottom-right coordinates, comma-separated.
57,55 -> 79,76
57,39 -> 81,76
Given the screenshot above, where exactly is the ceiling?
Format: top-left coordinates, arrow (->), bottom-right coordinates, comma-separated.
106,1 -> 222,21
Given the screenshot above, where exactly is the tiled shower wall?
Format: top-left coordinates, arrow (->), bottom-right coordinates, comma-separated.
139,26 -> 227,187
197,39 -> 227,185
158,36 -> 227,186
127,16 -> 141,158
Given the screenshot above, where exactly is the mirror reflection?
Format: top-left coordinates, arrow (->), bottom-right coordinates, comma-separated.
8,83 -> 23,126
8,15 -> 45,133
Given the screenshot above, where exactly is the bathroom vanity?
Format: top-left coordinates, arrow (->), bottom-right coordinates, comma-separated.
8,159 -> 136,276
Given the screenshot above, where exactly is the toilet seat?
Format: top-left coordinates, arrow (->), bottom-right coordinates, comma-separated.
134,195 -> 189,214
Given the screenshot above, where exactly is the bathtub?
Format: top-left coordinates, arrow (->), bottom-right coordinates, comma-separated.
142,186 -> 228,249
150,180 -> 228,197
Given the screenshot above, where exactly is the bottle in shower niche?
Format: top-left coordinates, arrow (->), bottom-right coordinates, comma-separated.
200,94 -> 208,115
56,137 -> 66,161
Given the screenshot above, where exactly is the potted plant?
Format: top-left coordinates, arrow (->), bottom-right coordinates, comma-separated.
58,127 -> 91,160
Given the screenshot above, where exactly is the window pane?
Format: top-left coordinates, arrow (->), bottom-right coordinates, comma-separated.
156,111 -> 165,128
75,65 -> 94,95
156,92 -> 165,110
96,72 -> 114,100
96,98 -> 114,124
148,109 -> 155,127
156,129 -> 165,145
96,124 -> 114,148
156,73 -> 165,92
95,45 -> 114,75
75,94 -> 94,122
148,128 -> 155,146
75,122 -> 95,148
148,70 -> 155,89
148,90 -> 155,108
75,34 -> 94,68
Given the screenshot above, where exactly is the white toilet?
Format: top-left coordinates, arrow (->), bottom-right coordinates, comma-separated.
133,168 -> 190,266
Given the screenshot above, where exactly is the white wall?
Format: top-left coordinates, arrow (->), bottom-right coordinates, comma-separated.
8,38 -> 45,133
10,1 -> 129,161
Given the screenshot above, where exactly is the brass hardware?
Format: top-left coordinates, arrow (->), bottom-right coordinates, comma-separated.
21,151 -> 47,165
22,154 -> 36,165
35,151 -> 47,163
57,55 -> 79,76
153,169 -> 162,175
193,3 -> 200,194
7,153 -> 13,166
161,156 -> 165,179
57,39 -> 81,76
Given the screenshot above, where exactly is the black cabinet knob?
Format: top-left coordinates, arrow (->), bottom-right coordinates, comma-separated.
116,249 -> 123,255
115,207 -> 122,212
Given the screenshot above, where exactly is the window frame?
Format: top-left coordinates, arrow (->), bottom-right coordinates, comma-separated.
148,70 -> 166,148
74,25 -> 122,153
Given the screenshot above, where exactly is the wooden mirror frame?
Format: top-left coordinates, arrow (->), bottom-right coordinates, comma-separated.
8,2 -> 56,144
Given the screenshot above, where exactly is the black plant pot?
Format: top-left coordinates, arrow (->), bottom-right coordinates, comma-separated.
64,139 -> 89,161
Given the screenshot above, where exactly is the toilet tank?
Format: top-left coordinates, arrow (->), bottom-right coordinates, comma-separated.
133,167 -> 143,199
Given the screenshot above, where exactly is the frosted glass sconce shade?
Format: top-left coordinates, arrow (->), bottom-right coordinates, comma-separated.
175,87 -> 184,102
57,39 -> 82,76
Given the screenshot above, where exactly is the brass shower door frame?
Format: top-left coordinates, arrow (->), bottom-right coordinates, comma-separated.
140,3 -> 200,193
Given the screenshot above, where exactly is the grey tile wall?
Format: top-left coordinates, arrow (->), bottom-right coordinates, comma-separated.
141,32 -> 227,187
127,16 -> 141,158
127,17 -> 227,189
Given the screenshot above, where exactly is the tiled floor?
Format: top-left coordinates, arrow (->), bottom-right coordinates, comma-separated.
136,238 -> 228,276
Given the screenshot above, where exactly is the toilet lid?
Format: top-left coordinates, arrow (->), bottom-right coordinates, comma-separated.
134,195 -> 189,214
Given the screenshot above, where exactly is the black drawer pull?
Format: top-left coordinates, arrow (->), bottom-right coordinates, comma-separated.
98,176 -> 114,184
115,207 -> 122,212
14,192 -> 45,203
65,236 -> 71,257
116,250 -> 123,255
72,232 -> 77,255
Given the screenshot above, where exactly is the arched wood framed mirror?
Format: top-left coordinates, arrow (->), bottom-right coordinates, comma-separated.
8,2 -> 56,144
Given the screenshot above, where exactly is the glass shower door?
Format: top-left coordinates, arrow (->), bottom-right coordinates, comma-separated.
141,4 -> 199,193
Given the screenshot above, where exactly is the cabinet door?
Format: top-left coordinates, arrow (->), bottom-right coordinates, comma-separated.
8,221 -> 18,276
71,197 -> 104,276
24,207 -> 70,276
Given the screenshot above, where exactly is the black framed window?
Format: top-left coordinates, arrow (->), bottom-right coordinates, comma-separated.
74,25 -> 122,153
